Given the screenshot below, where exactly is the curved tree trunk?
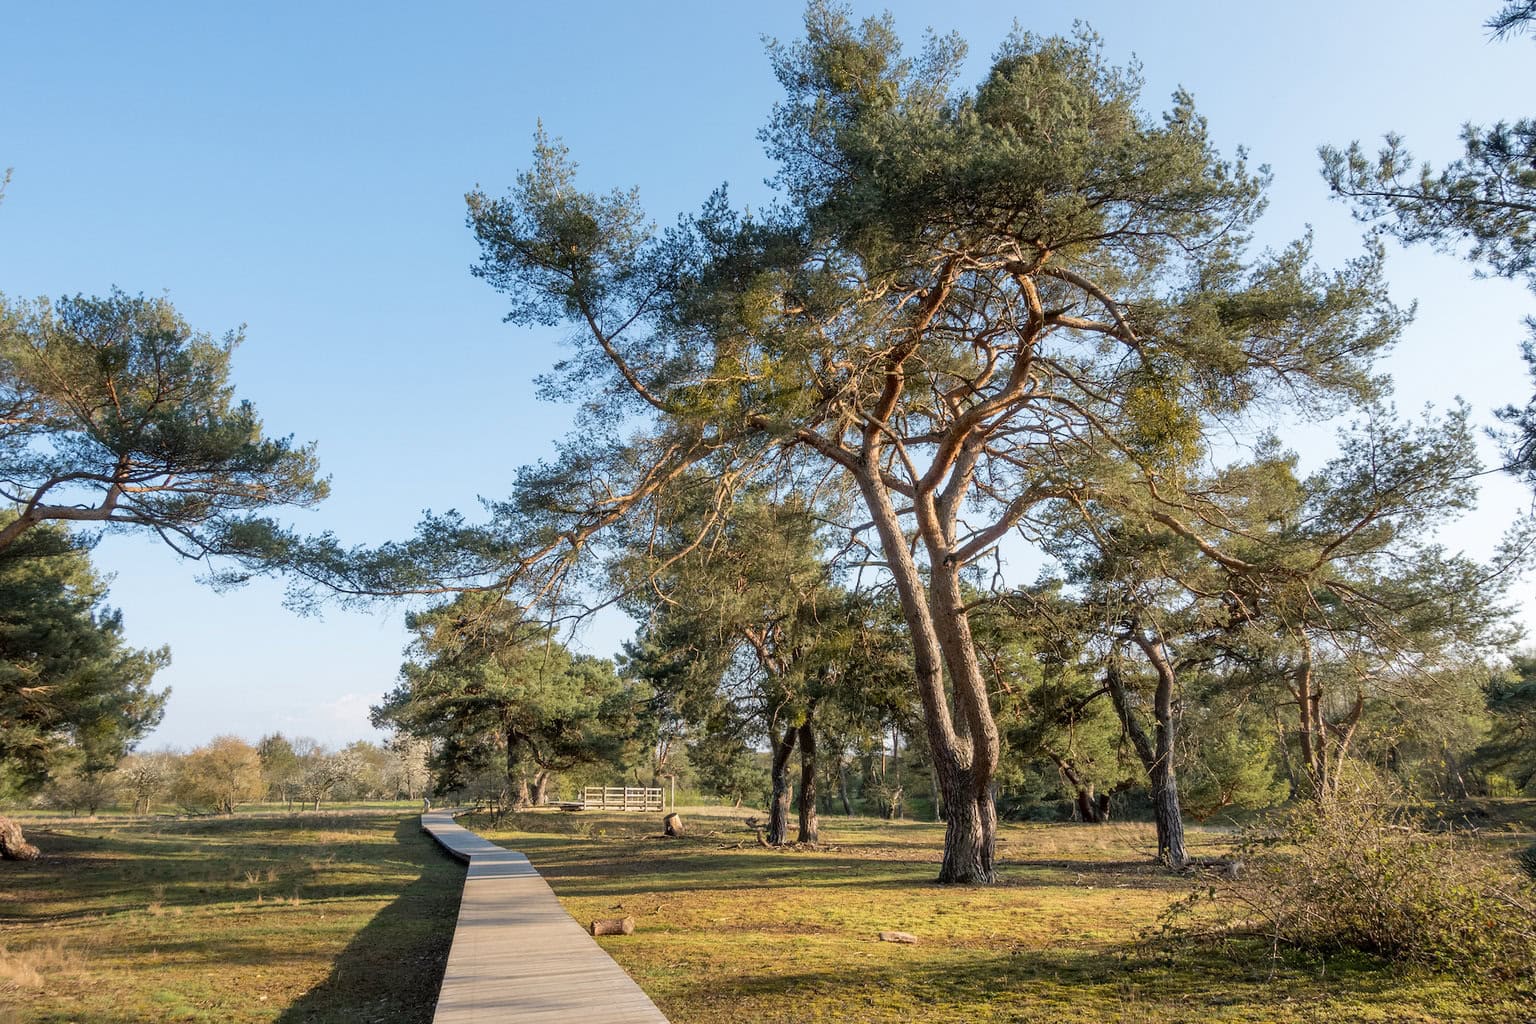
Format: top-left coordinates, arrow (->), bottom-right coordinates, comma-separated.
766,723 -> 797,846
797,722 -> 819,844
1107,658 -> 1189,869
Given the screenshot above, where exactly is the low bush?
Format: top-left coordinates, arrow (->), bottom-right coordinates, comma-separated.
1169,775 -> 1536,978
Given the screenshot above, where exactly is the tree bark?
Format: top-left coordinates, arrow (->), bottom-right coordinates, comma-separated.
530,769 -> 550,807
766,723 -> 797,846
797,722 -> 819,844
0,815 -> 40,861
1107,659 -> 1188,869
937,774 -> 996,883
506,736 -> 532,810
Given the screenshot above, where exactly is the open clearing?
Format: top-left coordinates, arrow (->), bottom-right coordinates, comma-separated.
1,806 -> 1530,1023
473,807 -> 1531,1024
0,810 -> 462,1024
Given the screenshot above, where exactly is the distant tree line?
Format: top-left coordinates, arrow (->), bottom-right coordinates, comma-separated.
31,733 -> 431,817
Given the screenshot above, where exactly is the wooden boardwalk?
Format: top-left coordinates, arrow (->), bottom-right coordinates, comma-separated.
420,809 -> 671,1024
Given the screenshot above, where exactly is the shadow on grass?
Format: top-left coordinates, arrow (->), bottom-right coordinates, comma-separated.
668,940 -> 1432,1023
274,817 -> 465,1024
2,818 -> 459,927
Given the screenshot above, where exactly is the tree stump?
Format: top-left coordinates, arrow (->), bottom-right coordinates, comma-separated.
0,815 -> 40,862
590,916 -> 635,936
662,812 -> 683,837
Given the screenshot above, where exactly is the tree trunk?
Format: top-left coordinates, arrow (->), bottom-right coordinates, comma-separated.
797,722 -> 819,844
0,815 -> 40,861
766,723 -> 797,846
838,763 -> 853,816
1051,751 -> 1109,824
506,733 -> 533,810
531,770 -> 550,807
855,468 -> 999,883
937,771 -> 996,883
1107,658 -> 1189,869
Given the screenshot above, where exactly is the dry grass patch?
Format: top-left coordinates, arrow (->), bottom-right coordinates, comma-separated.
0,810 -> 462,1023
470,807 -> 1530,1024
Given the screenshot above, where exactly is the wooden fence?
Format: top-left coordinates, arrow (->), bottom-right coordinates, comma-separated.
582,786 -> 664,812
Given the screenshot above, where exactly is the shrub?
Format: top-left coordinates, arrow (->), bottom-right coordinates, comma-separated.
1169,774 -> 1536,978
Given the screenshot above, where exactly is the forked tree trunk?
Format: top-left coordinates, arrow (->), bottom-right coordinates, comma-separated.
797,722 -> 819,844
1052,751 -> 1110,824
857,457 -> 1000,884
766,724 -> 797,846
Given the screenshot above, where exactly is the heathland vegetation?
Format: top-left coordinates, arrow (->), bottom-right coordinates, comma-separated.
4,2 -> 1536,1021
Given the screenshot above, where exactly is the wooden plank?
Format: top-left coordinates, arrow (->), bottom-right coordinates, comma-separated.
421,810 -> 670,1024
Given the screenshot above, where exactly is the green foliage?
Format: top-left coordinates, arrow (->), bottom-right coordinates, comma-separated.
0,518 -> 167,794
687,730 -> 768,807
377,593 -> 641,803
280,3 -> 1427,880
172,735 -> 266,814
1478,652 -> 1536,794
1175,694 -> 1288,821
0,289 -> 327,559
1321,7 -> 1536,487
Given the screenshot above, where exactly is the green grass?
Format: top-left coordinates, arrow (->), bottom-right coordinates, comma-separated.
470,807 -> 1532,1024
0,810 -> 462,1024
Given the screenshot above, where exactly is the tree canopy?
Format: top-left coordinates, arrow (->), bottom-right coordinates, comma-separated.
0,289 -> 328,557
261,3 -> 1431,882
0,518 -> 167,796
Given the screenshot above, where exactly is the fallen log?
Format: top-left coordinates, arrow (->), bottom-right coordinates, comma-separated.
0,815 -> 40,862
590,916 -> 636,936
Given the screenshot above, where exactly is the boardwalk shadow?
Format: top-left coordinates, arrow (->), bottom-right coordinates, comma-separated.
275,817 -> 465,1024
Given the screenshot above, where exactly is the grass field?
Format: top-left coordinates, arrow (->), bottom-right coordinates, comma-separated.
0,811 -> 462,1024
470,807 -> 1533,1024
2,805 -> 1530,1023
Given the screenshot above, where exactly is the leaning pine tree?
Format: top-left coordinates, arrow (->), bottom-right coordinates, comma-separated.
291,6 -> 1403,883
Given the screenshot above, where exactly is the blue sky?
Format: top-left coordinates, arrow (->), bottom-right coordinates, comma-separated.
1,2 -> 1532,748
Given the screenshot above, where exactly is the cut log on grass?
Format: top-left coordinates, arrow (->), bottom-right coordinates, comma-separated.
590,916 -> 636,936
663,812 -> 684,837
0,815 -> 40,861
878,931 -> 918,944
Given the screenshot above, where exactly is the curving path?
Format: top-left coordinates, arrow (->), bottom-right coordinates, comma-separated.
420,809 -> 670,1024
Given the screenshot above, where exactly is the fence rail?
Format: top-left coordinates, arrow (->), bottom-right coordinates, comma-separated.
582,786 -> 664,812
